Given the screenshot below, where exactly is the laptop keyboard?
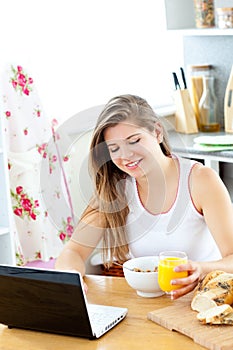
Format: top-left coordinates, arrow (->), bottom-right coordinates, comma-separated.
88,304 -> 126,331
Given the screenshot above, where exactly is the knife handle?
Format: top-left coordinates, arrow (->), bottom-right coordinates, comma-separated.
180,67 -> 187,89
172,72 -> 181,90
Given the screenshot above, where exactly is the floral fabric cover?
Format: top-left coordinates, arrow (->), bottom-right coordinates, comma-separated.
1,64 -> 75,265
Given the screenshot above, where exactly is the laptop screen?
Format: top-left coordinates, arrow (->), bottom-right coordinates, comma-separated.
0,265 -> 94,338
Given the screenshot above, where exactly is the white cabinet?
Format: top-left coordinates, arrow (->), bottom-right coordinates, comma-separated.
0,116 -> 15,265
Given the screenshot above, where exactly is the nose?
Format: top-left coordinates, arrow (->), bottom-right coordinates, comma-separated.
119,145 -> 134,159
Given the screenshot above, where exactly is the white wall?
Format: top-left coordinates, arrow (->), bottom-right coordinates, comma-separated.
0,0 -> 183,123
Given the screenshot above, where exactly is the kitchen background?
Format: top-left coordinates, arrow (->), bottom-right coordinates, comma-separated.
164,0 -> 233,195
2,0 -> 233,197
184,35 -> 233,127
0,0 -> 185,267
181,0 -> 233,128
0,0 -> 183,124
1,0 -> 233,267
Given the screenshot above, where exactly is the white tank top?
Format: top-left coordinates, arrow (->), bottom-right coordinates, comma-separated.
125,156 -> 221,261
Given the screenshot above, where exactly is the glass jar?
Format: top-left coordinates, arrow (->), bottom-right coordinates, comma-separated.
188,64 -> 212,129
216,8 -> 233,29
193,0 -> 215,28
199,75 -> 220,132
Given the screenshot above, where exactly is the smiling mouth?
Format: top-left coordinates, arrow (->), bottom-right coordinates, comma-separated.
126,160 -> 141,168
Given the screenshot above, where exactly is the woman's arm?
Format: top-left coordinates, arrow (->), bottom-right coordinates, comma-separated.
192,164 -> 233,271
55,240 -> 90,276
172,164 -> 233,299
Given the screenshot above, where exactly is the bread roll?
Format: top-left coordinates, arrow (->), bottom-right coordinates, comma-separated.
194,270 -> 225,293
213,311 -> 233,325
191,271 -> 233,312
204,273 -> 233,293
197,304 -> 233,324
191,289 -> 223,312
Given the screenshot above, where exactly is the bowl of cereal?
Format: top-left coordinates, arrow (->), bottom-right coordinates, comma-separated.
123,256 -> 164,298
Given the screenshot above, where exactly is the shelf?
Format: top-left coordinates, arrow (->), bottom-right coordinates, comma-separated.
168,28 -> 233,36
164,0 -> 233,35
0,227 -> 10,236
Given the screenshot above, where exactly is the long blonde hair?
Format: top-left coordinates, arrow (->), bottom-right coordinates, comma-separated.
86,94 -> 171,267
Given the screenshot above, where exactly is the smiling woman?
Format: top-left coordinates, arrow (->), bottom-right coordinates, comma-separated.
0,0 -> 183,123
104,123 -> 162,177
56,93 -> 233,302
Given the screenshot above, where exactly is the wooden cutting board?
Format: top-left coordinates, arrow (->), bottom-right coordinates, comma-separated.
148,293 -> 233,350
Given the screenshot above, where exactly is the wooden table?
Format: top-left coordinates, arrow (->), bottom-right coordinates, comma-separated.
0,275 -> 206,350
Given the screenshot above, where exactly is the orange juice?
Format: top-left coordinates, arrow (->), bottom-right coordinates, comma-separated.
158,257 -> 188,292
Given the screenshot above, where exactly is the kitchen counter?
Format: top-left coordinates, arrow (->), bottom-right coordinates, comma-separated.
168,130 -> 233,160
168,130 -> 233,173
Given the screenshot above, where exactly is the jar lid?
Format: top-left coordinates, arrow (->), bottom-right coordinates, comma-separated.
216,7 -> 233,13
189,64 -> 212,71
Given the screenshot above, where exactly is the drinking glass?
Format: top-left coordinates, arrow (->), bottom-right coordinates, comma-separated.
158,251 -> 188,294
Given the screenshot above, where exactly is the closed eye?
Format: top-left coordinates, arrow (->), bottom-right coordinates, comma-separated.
129,138 -> 140,145
108,146 -> 119,153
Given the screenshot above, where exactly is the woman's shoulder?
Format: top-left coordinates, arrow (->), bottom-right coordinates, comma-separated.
191,162 -> 226,199
189,162 -> 226,212
191,162 -> 219,182
176,155 -> 216,179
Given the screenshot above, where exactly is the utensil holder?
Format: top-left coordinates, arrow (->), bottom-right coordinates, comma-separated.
174,89 -> 198,134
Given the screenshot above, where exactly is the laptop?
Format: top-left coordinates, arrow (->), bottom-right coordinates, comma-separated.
0,265 -> 127,339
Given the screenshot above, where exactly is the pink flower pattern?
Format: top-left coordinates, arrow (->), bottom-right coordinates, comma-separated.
10,65 -> 33,96
5,111 -> 11,118
2,63 -> 73,266
11,186 -> 40,221
58,216 -> 74,243
36,139 -> 63,174
35,251 -> 42,260
34,108 -> 41,117
16,252 -> 24,266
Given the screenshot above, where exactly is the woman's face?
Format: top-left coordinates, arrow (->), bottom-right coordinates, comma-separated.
103,121 -> 162,179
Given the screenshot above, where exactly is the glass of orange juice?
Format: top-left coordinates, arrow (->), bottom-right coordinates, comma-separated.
158,251 -> 188,294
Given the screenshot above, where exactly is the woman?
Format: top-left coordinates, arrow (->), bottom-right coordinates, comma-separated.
55,94 -> 233,299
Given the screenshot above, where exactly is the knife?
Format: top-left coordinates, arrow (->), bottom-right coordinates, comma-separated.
172,72 -> 181,90
180,67 -> 187,89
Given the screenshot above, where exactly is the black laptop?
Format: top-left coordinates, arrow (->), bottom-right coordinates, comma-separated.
0,265 -> 127,339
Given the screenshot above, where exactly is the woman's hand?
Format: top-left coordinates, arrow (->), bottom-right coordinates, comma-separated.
83,280 -> 88,294
170,260 -> 202,300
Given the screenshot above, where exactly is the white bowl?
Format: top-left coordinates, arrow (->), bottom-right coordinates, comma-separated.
123,256 -> 164,298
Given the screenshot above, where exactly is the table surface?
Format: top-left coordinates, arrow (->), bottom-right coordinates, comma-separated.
0,275 -> 206,350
